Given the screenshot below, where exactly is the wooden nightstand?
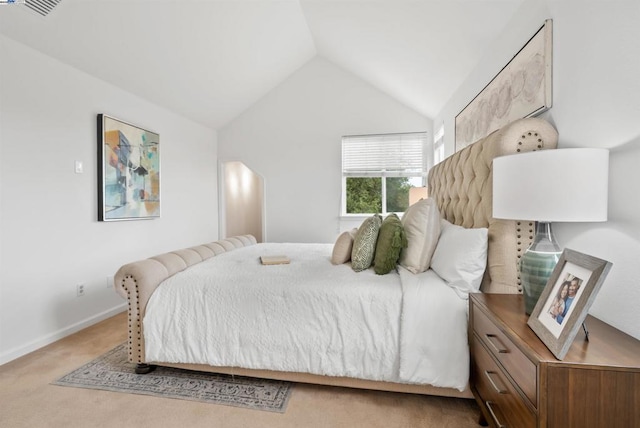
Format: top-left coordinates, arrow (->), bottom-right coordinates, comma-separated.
469,293 -> 640,428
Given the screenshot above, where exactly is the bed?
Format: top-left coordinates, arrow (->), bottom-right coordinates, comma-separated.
114,117 -> 558,398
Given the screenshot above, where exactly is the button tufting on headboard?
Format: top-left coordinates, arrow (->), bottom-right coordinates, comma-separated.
427,118 -> 558,294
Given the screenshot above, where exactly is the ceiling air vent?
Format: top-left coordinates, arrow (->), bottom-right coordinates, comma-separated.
25,0 -> 61,17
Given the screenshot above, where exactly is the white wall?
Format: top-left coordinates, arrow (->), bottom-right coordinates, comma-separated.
218,57 -> 430,244
0,35 -> 218,364
435,0 -> 640,340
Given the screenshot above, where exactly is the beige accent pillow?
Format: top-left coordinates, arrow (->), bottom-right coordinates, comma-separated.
399,198 -> 441,274
331,228 -> 357,265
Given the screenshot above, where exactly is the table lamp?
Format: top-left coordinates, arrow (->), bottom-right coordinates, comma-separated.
409,187 -> 428,206
493,148 -> 609,314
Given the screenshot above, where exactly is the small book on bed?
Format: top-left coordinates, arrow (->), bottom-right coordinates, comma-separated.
260,255 -> 290,265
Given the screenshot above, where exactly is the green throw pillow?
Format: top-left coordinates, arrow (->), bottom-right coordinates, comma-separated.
351,214 -> 382,272
374,213 -> 408,275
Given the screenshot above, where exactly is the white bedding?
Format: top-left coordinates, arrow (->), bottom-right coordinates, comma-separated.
143,243 -> 469,390
398,267 -> 469,390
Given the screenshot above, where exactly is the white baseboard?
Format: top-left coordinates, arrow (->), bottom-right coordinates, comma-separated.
0,303 -> 127,366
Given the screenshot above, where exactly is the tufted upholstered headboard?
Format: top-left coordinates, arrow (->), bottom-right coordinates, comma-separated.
427,117 -> 558,294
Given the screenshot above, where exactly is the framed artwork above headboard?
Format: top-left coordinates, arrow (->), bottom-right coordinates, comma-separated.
454,19 -> 553,152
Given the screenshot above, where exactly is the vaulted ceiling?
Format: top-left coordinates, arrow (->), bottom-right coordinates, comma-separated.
0,0 -> 524,129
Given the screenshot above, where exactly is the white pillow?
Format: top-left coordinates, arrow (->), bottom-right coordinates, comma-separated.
399,198 -> 441,274
430,219 -> 488,298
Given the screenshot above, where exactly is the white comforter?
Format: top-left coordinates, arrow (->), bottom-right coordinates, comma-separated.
143,243 -> 469,390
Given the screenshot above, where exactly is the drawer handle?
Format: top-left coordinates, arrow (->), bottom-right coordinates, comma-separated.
484,370 -> 507,394
486,401 -> 507,428
485,334 -> 508,354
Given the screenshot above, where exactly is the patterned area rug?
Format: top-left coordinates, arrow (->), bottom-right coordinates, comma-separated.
52,343 -> 292,413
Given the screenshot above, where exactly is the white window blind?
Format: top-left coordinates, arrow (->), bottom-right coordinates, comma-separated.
342,132 -> 426,177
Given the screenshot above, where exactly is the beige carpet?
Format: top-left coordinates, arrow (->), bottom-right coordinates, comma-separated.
0,312 -> 481,428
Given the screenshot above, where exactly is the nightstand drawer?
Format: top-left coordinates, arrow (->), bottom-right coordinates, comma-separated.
472,337 -> 536,428
470,293 -> 640,428
473,305 -> 537,405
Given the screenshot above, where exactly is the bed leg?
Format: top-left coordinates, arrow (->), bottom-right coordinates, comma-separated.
135,363 -> 156,374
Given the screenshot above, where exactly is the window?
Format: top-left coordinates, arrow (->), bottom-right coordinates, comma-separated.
342,132 -> 426,215
434,123 -> 445,165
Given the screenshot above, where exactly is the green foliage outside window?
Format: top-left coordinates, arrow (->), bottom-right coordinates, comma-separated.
386,177 -> 412,213
346,177 -> 411,214
346,177 -> 381,214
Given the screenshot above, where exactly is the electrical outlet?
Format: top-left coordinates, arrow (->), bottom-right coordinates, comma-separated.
77,283 -> 85,297
106,275 -> 114,288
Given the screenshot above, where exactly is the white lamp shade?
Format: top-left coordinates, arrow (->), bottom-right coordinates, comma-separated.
493,148 -> 609,222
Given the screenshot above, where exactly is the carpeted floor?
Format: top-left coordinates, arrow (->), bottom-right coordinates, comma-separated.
0,312 -> 482,428
53,343 -> 292,413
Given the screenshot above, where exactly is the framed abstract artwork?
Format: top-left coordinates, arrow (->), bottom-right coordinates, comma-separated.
527,248 -> 612,360
97,114 -> 160,221
455,19 -> 553,151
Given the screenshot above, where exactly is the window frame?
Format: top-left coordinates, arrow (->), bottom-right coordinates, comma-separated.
341,132 -> 427,217
433,123 -> 445,166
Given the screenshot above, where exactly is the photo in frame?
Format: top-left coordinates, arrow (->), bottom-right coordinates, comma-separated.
454,19 -> 552,152
97,114 -> 160,221
527,248 -> 612,360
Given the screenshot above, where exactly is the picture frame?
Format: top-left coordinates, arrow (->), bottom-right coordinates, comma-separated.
454,19 -> 553,152
97,114 -> 160,221
527,248 -> 612,360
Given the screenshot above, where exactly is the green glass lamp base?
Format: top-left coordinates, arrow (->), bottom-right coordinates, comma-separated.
520,250 -> 561,314
519,222 -> 562,314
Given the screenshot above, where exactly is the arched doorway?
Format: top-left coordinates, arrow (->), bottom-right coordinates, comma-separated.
219,161 -> 265,242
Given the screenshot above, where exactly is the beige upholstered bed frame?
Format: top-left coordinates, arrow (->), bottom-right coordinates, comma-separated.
430,117 -> 558,294
114,117 -> 558,399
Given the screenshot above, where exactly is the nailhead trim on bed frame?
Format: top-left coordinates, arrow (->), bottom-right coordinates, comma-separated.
122,274 -> 140,362
427,118 -> 558,294
116,119 -> 558,364
115,235 -> 258,365
514,131 -> 542,292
